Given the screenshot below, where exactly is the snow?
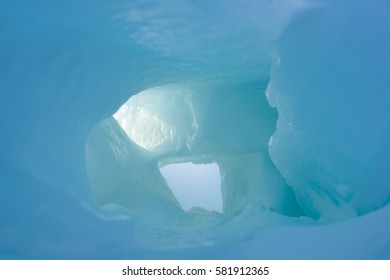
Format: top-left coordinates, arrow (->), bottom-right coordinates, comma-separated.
1,0 -> 390,259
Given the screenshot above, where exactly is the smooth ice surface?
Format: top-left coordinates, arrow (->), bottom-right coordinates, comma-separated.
160,163 -> 222,212
1,0 -> 390,259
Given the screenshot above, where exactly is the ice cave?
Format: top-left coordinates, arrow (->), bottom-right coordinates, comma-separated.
1,0 -> 390,259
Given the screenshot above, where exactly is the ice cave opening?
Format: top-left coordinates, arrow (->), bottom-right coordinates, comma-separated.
85,82 -> 310,246
159,162 -> 222,213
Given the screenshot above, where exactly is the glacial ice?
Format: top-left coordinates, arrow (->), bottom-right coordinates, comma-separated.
1,0 -> 390,259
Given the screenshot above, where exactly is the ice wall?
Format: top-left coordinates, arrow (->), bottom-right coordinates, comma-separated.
1,0 -> 390,259
266,0 -> 390,221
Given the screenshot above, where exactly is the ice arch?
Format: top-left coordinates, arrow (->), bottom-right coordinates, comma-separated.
85,82 -> 305,246
1,0 -> 390,259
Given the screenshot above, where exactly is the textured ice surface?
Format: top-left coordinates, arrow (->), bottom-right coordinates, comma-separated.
1,0 -> 390,259
266,0 -> 390,222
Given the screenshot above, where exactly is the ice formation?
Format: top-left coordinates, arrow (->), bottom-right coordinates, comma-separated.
1,0 -> 390,259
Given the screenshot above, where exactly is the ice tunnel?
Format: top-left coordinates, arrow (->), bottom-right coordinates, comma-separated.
1,0 -> 390,259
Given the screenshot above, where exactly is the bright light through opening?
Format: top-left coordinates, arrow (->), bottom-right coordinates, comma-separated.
113,86 -> 197,152
113,98 -> 172,150
160,162 -> 222,213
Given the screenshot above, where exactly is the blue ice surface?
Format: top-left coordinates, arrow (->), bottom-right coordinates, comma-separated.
1,0 -> 390,259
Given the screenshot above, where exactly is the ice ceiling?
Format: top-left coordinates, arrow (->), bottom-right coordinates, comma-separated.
1,0 -> 390,258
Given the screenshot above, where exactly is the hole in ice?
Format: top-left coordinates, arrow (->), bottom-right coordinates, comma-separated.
85,82 -> 308,247
159,162 -> 222,212
112,85 -> 195,153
